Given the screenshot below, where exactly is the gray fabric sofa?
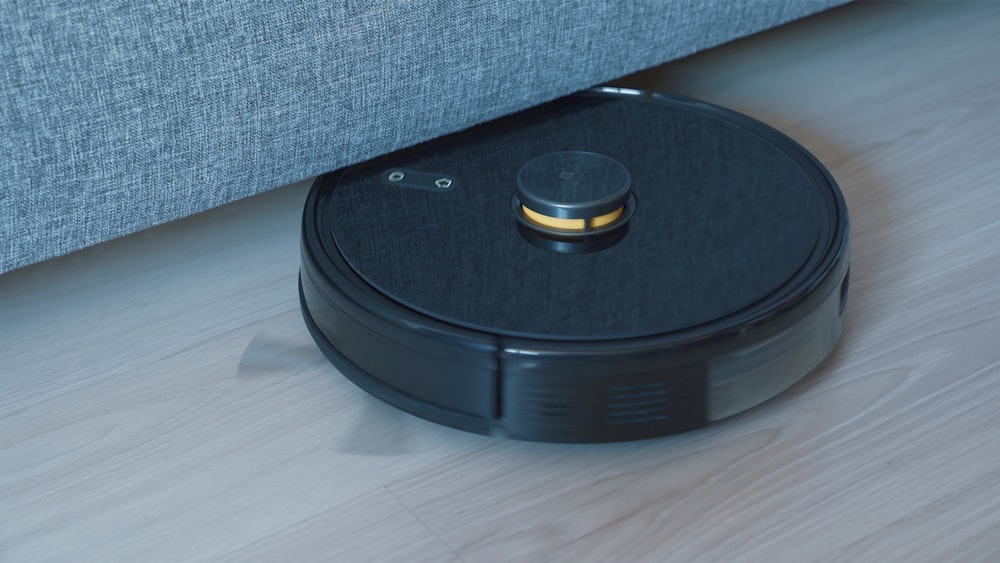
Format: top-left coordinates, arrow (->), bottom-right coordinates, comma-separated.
0,1 -> 847,274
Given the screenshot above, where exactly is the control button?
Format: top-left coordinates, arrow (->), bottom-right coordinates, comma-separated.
381,168 -> 458,191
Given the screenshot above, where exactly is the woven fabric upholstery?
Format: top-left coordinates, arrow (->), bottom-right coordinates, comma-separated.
0,0 -> 847,273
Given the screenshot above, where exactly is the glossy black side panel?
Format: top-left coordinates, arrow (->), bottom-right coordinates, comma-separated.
500,348 -> 707,442
300,249 -> 498,435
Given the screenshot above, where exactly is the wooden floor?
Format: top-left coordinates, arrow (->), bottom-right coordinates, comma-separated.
2,2 -> 999,560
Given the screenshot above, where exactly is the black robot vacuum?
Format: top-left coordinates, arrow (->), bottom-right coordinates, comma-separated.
299,87 -> 849,443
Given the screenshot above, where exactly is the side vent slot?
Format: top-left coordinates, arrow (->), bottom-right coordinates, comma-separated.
607,382 -> 670,425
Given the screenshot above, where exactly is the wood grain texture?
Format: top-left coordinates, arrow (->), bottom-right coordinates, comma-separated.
2,1 -> 999,561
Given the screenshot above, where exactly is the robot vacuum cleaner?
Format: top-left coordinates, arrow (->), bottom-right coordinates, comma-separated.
299,87 -> 850,442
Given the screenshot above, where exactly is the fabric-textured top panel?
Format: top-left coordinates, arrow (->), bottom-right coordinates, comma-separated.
0,0 -> 848,273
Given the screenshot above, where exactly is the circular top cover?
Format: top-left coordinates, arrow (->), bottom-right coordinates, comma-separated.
516,151 -> 631,219
326,92 -> 844,340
